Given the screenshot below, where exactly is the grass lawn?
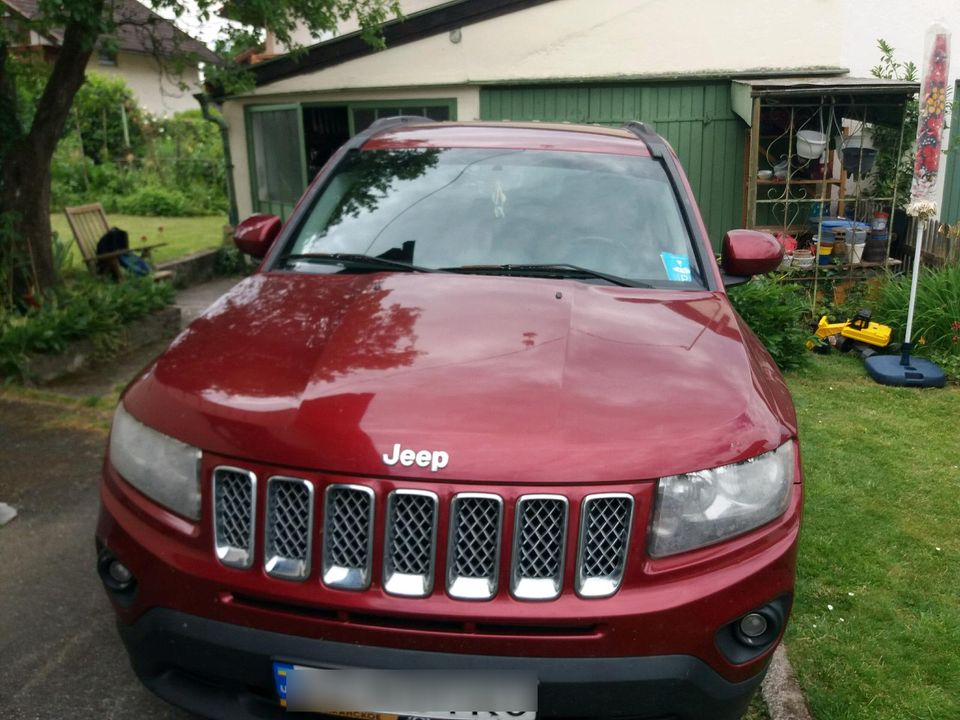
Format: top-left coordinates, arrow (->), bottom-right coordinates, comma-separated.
50,214 -> 225,268
784,354 -> 959,719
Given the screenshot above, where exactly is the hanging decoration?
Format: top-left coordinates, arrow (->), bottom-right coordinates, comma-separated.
906,25 -> 950,220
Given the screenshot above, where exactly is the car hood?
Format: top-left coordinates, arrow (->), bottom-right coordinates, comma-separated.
124,272 -> 796,484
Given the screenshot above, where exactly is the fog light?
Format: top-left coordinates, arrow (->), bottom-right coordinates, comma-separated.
739,612 -> 768,638
97,548 -> 137,600
715,595 -> 791,665
108,560 -> 133,585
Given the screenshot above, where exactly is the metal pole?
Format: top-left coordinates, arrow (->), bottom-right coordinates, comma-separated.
811,97 -> 831,312
901,219 -> 925,364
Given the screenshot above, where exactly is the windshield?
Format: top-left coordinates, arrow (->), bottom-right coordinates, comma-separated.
277,147 -> 704,287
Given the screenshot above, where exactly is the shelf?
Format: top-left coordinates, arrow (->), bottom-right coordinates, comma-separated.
756,179 -> 841,185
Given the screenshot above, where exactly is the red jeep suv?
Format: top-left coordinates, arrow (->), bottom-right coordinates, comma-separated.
97,118 -> 802,720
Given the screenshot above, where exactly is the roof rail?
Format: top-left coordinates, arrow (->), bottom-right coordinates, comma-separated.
367,115 -> 437,134
340,115 -> 437,154
622,121 -> 666,158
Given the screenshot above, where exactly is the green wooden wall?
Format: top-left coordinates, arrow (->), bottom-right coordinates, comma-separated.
939,80 -> 960,225
479,82 -> 746,247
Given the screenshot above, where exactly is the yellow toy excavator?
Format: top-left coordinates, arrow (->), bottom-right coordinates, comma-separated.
816,309 -> 892,348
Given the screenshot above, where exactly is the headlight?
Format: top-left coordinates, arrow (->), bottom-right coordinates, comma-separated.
109,404 -> 202,520
648,442 -> 795,557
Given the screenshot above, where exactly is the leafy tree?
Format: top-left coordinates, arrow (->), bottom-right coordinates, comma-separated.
870,39 -> 919,211
0,0 -> 400,304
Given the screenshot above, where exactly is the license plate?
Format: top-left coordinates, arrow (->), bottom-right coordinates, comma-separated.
272,663 -> 536,719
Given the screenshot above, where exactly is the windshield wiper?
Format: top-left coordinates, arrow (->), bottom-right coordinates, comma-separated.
445,263 -> 651,288
277,252 -> 439,273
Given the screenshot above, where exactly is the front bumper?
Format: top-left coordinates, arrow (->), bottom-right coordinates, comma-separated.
120,608 -> 766,720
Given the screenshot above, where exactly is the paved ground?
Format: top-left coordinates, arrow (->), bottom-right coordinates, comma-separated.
0,396 -> 197,720
175,277 -> 240,326
0,278 -> 239,719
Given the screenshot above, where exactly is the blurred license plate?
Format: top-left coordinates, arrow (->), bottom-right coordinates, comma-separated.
272,663 -> 536,719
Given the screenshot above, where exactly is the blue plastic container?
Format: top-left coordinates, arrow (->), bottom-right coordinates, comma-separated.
810,218 -> 869,243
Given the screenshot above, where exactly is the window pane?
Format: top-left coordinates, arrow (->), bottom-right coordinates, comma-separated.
424,106 -> 451,121
353,108 -> 376,133
251,110 -> 303,204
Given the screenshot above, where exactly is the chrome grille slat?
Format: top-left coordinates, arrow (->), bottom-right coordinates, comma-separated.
214,464 -> 636,601
322,484 -> 375,590
576,493 -> 634,598
212,467 -> 256,569
383,490 -> 438,597
511,495 -> 568,600
264,477 -> 314,581
447,493 -> 503,600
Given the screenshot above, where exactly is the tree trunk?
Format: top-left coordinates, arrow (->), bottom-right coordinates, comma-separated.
0,1 -> 104,296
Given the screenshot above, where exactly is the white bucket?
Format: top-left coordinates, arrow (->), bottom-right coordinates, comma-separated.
850,242 -> 865,264
796,130 -> 828,159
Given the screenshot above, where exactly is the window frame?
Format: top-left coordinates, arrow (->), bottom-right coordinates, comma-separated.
245,99 -> 458,220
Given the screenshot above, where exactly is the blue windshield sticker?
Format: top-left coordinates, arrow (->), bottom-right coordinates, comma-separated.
660,252 -> 692,282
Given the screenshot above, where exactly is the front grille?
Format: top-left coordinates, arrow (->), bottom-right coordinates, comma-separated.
322,484 -> 375,590
212,467 -> 256,569
576,494 -> 634,597
511,495 -> 568,600
383,490 -> 438,596
212,468 -> 636,600
264,477 -> 314,580
447,493 -> 502,600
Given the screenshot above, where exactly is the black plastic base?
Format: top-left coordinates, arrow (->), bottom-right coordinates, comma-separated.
117,609 -> 767,720
864,354 -> 947,388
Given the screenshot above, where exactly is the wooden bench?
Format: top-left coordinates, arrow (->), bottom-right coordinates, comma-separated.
64,203 -> 172,282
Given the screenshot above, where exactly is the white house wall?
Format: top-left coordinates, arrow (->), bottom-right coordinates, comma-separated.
838,0 -> 960,207
87,51 -> 202,116
257,0 -> 845,94
280,0 -> 444,51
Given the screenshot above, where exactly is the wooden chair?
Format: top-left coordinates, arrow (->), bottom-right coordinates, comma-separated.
64,203 -> 172,282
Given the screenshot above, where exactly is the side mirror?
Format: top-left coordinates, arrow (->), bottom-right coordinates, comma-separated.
721,229 -> 783,285
234,214 -> 281,259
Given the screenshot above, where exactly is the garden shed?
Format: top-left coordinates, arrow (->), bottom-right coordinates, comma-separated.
732,76 -> 919,262
215,0 -> 960,246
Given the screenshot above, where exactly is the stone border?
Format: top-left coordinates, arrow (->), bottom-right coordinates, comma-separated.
21,305 -> 181,385
157,248 -> 221,288
762,645 -> 814,720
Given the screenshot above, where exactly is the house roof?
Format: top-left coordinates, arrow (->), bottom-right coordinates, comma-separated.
731,76 -> 920,127
3,0 -> 220,64
249,0 -> 556,87
733,76 -> 920,98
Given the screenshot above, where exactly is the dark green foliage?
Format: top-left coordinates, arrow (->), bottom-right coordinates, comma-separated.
214,244 -> 251,276
729,276 -> 812,371
0,276 -> 175,380
48,108 -> 227,215
870,39 -> 919,211
874,263 -> 960,363
69,73 -> 146,163
116,185 -> 197,216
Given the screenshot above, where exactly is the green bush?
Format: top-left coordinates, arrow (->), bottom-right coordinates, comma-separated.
852,264 -> 960,382
70,73 -> 147,163
0,276 -> 175,381
116,186 -> 198,216
874,262 -> 960,365
728,276 -> 812,371
214,244 -> 251,276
